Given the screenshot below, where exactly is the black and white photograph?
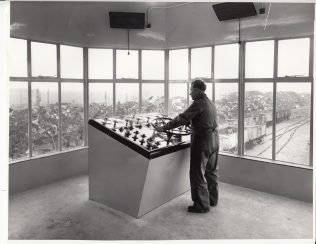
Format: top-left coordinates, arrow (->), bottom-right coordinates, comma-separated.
0,0 -> 315,243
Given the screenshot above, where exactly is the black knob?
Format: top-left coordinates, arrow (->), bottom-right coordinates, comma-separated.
155,141 -> 160,146
129,125 -> 134,130
152,144 -> 158,149
146,143 -> 152,150
119,127 -> 124,132
125,130 -> 131,137
134,130 -> 139,135
139,139 -> 145,145
132,135 -> 138,141
141,134 -> 146,138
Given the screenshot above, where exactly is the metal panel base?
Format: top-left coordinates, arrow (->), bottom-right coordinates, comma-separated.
88,125 -> 190,218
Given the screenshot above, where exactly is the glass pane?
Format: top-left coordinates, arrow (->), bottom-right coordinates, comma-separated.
276,83 -> 311,165
116,83 -> 139,117
169,49 -> 188,80
215,83 -> 238,154
214,44 -> 239,79
9,82 -> 29,160
142,83 -> 165,114
88,49 -> 113,79
61,83 -> 84,149
205,83 -> 213,101
89,83 -> 113,119
116,50 -> 138,79
31,82 -> 58,156
169,83 -> 187,118
191,47 -> 212,79
10,38 -> 27,77
244,83 -> 273,159
31,42 -> 57,77
142,50 -> 164,80
245,40 -> 274,78
278,38 -> 310,77
61,45 -> 83,79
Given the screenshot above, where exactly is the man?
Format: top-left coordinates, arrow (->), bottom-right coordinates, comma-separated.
156,79 -> 219,213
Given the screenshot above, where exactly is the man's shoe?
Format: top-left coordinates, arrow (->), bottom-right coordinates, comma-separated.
187,205 -> 210,213
210,202 -> 217,207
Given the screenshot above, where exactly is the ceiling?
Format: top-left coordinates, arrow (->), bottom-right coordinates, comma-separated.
10,1 -> 315,48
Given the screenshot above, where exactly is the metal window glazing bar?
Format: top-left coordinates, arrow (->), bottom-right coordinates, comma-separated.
83,47 -> 89,146
27,40 -> 32,157
272,40 -> 278,160
57,44 -> 61,151
165,50 -> 169,116
139,50 -> 142,113
212,45 -> 215,101
309,36 -> 313,166
113,49 -> 116,115
188,48 -> 191,107
238,42 -> 245,155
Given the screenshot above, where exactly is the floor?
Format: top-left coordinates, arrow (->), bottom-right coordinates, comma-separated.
9,175 -> 313,240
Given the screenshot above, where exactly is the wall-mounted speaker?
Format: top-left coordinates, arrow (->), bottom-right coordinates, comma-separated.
109,12 -> 145,29
212,2 -> 257,21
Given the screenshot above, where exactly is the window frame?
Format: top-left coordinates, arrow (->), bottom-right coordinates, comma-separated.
9,35 -> 313,168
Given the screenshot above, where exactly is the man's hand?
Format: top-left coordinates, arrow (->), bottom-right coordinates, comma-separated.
155,126 -> 165,133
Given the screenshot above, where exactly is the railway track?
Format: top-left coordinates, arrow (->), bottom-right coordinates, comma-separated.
256,117 -> 310,157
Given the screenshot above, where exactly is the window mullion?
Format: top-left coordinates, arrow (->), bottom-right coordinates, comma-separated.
83,47 -> 89,146
309,37 -> 313,166
27,40 -> 32,157
57,44 -> 61,151
238,42 -> 245,155
272,40 -> 278,160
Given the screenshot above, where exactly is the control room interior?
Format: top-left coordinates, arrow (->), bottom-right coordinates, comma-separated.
4,1 -> 315,242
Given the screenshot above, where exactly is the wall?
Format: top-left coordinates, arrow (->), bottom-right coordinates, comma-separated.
9,148 -> 88,195
219,154 -> 312,202
9,148 -> 313,202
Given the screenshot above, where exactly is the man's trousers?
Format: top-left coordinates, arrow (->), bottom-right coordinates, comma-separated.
190,129 -> 219,209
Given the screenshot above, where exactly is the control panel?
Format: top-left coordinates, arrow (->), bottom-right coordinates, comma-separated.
88,113 -> 191,159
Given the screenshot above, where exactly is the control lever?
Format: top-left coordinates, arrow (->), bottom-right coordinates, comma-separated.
112,120 -> 118,131
124,130 -> 131,137
132,135 -> 138,141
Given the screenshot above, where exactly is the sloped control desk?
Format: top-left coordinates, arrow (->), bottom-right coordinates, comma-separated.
88,116 -> 190,218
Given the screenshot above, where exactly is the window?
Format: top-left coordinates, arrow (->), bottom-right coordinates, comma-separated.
88,49 -> 113,79
215,83 -> 238,154
169,49 -> 188,80
60,45 -> 83,79
116,50 -> 138,79
276,83 -> 311,165
116,83 -> 139,117
61,83 -> 84,149
191,47 -> 212,79
31,42 -> 57,77
31,82 -> 59,156
10,38 -> 27,77
89,83 -> 113,118
169,83 -> 187,117
142,83 -> 165,114
142,50 -> 164,80
214,44 -> 239,79
9,82 -> 28,160
278,38 -> 310,77
244,83 -> 273,159
245,40 -> 274,78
